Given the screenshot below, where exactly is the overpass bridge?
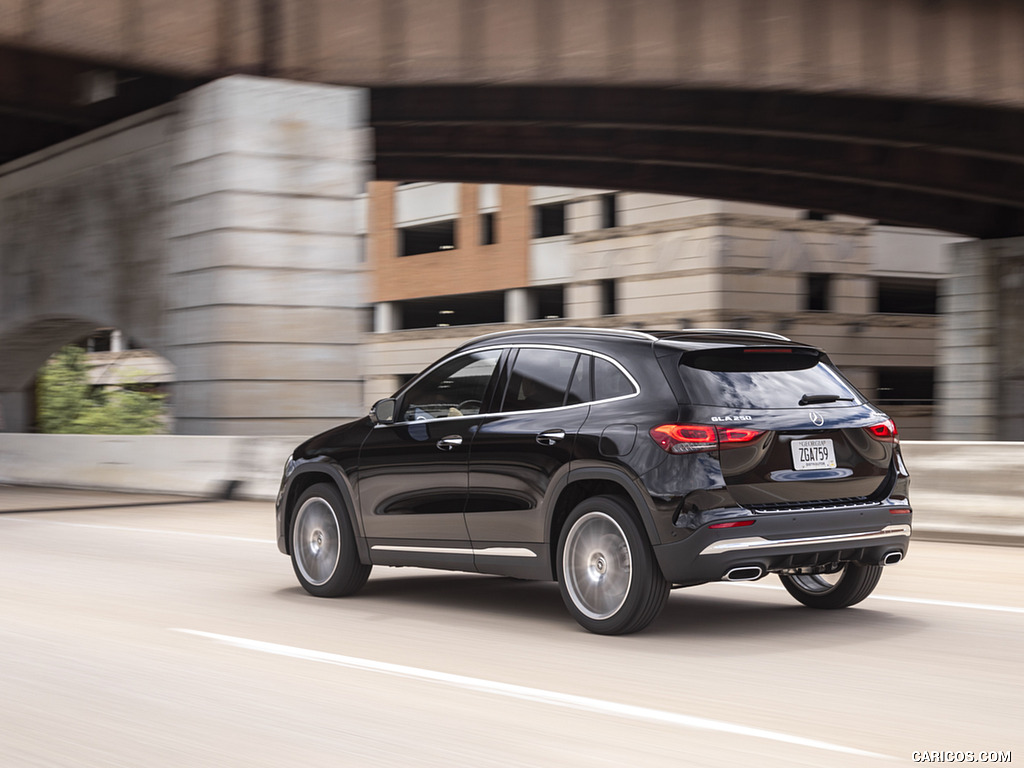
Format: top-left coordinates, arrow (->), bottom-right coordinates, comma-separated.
1,0 -> 1022,436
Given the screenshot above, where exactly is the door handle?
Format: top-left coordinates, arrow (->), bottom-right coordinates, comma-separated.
437,435 -> 463,451
536,429 -> 566,446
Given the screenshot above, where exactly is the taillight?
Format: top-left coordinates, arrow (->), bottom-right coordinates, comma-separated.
865,418 -> 899,443
649,424 -> 764,454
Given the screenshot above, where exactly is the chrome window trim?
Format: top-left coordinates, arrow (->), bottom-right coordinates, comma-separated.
378,342 -> 641,428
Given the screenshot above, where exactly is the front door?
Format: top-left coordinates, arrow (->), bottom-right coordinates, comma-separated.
356,348 -> 502,569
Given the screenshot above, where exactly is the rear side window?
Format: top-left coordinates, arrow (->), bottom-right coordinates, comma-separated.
678,348 -> 863,409
594,357 -> 635,400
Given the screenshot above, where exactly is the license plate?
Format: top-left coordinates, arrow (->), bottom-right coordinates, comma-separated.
791,438 -> 836,470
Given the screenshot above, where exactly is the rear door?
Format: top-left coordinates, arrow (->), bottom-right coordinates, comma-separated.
676,346 -> 896,507
465,346 -> 589,562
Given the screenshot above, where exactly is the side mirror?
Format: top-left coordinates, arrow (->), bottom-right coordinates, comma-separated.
370,398 -> 397,425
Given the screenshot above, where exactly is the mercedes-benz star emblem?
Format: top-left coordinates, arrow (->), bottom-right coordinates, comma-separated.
809,411 -> 825,426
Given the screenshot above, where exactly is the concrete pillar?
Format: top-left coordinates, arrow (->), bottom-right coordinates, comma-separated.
374,302 -> 401,333
937,237 -> 1024,440
166,76 -> 370,436
505,288 -> 530,323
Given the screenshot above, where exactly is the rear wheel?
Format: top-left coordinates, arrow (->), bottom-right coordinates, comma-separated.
779,563 -> 882,609
556,495 -> 669,635
290,483 -> 371,597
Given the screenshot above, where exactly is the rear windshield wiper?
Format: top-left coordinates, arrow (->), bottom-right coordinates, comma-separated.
799,393 -> 854,406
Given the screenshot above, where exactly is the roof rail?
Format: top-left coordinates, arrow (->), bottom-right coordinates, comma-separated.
466,326 -> 659,344
668,328 -> 793,342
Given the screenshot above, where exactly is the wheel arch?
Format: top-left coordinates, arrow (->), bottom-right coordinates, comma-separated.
546,467 -> 662,577
282,462 -> 370,564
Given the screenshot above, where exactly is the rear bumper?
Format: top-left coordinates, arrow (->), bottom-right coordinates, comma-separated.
697,524 -> 911,556
653,506 -> 912,586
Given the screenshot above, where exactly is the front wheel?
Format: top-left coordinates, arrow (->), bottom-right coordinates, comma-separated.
556,495 -> 669,635
779,563 -> 882,609
290,483 -> 371,597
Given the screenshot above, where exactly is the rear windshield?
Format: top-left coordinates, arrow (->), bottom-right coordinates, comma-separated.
677,348 -> 864,409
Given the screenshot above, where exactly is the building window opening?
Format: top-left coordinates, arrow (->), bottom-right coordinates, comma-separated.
875,367 -> 935,406
530,285 -> 565,320
399,219 -> 456,256
802,210 -> 829,221
601,279 -> 617,316
805,273 -> 832,311
876,279 -> 939,314
397,291 -> 506,329
534,203 -> 566,238
600,193 -> 618,229
480,212 -> 496,245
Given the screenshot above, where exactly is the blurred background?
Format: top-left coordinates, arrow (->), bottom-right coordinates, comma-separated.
1,0 -> 1022,441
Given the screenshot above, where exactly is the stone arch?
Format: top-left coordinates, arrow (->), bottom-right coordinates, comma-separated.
0,314 -> 176,432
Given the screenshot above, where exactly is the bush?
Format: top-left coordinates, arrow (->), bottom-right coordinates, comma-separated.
37,345 -> 167,434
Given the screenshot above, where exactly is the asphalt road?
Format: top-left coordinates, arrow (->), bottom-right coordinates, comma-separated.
0,487 -> 1019,767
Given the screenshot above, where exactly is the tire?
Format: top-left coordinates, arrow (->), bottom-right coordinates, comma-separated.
290,483 -> 371,597
556,495 -> 669,635
779,563 -> 882,609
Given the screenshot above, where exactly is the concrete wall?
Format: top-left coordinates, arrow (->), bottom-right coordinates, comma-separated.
0,433 -> 300,501
0,75 -> 372,437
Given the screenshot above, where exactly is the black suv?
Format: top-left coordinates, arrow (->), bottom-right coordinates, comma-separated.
276,327 -> 911,634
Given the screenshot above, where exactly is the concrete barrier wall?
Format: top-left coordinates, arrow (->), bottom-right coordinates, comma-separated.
0,436 -> 1021,542
0,433 -> 301,501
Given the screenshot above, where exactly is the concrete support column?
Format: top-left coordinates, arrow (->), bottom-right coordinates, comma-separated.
166,76 -> 371,435
505,288 -> 530,323
937,237 -> 1024,440
374,302 -> 401,333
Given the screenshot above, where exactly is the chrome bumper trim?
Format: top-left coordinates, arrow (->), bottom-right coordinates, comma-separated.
698,524 -> 912,557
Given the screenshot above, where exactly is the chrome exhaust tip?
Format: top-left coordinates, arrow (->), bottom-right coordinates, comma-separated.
882,551 -> 903,566
723,565 -> 764,581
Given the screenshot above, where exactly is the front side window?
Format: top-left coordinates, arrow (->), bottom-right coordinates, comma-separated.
501,348 -> 580,412
400,350 -> 501,421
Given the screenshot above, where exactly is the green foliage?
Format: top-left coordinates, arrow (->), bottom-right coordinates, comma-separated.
36,345 -> 167,435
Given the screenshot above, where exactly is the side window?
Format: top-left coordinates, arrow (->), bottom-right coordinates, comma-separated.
400,350 -> 501,421
594,357 -> 635,400
501,348 -> 580,412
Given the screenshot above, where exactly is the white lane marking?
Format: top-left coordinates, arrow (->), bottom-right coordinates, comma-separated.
174,628 -> 892,760
711,581 -> 1024,615
0,516 -> 273,544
